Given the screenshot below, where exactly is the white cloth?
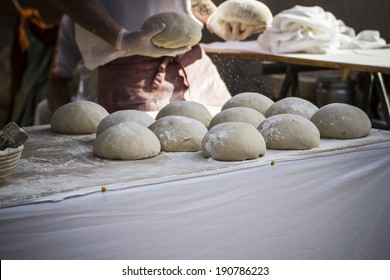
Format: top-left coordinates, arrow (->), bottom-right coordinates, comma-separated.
257,5 -> 387,54
76,0 -> 202,70
0,136 -> 389,259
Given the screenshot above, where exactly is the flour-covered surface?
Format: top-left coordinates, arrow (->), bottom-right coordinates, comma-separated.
0,125 -> 389,208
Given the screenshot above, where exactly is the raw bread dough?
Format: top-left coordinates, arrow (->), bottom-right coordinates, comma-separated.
209,107 -> 265,128
51,101 -> 109,134
221,92 -> 274,115
202,122 -> 266,161
156,101 -> 213,127
214,0 -> 273,33
258,113 -> 320,150
148,116 -> 207,152
265,97 -> 318,119
310,103 -> 371,139
142,12 -> 202,48
96,110 -> 155,136
93,122 -> 161,160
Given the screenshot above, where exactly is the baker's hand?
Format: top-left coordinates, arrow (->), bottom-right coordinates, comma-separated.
115,24 -> 191,57
207,13 -> 256,41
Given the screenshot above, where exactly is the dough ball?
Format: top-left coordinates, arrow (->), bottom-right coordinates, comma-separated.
156,101 -> 213,127
93,122 -> 161,160
222,92 -> 274,115
258,114 -> 320,150
214,0 -> 273,33
202,122 -> 266,161
209,107 -> 265,129
141,12 -> 202,49
265,97 -> 318,119
51,101 -> 109,134
148,116 -> 207,152
310,103 -> 371,139
96,110 -> 155,136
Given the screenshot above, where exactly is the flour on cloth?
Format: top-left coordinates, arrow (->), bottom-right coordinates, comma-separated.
257,5 -> 387,54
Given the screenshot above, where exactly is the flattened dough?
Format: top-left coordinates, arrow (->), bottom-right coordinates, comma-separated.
96,110 -> 155,136
222,92 -> 274,115
214,0 -> 273,33
310,103 -> 371,139
265,97 -> 318,119
202,122 -> 266,161
209,107 -> 265,128
156,101 -> 213,127
93,122 -> 161,160
149,116 -> 207,152
258,113 -> 320,150
142,12 -> 202,48
51,101 -> 109,134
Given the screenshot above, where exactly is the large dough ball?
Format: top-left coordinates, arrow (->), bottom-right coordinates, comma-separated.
222,92 -> 274,115
156,101 -> 213,127
258,114 -> 320,150
209,107 -> 265,129
310,103 -> 371,139
141,12 -> 202,49
148,116 -> 207,152
51,101 -> 109,134
265,97 -> 318,119
214,0 -> 273,33
96,110 -> 155,136
202,122 -> 266,161
93,122 -> 160,160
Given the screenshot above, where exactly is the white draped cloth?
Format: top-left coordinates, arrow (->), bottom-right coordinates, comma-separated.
257,5 -> 387,54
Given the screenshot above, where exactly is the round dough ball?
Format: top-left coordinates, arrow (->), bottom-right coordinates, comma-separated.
156,101 -> 213,127
209,107 -> 265,129
265,97 -> 318,119
51,101 -> 109,134
202,122 -> 266,161
141,12 -> 202,49
222,92 -> 274,115
93,122 -> 161,160
148,116 -> 207,152
258,114 -> 320,150
96,110 -> 155,136
310,103 -> 371,139
214,0 -> 273,33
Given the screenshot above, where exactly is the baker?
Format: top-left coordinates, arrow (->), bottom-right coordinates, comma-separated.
49,0 -> 263,113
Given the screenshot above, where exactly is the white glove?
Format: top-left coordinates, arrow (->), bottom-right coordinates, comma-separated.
115,24 -> 191,57
207,13 -> 256,41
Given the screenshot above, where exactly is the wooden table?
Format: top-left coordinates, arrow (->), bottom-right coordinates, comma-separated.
202,41 -> 390,129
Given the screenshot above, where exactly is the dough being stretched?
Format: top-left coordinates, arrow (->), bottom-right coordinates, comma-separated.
222,92 -> 274,115
258,113 -> 320,150
265,97 -> 318,119
213,0 -> 273,33
310,103 -> 371,139
156,101 -> 213,127
202,122 -> 266,161
96,110 -> 155,136
142,12 -> 202,48
209,107 -> 265,128
51,101 -> 109,134
149,116 -> 207,152
93,122 -> 161,160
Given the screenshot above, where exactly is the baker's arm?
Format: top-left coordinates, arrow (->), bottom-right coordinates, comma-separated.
50,0 -> 190,57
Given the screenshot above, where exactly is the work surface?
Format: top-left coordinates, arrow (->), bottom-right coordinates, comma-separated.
201,41 -> 390,74
1,125 -> 390,259
1,125 -> 390,208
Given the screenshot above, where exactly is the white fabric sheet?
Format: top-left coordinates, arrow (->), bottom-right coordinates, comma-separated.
257,5 -> 387,54
0,141 -> 389,260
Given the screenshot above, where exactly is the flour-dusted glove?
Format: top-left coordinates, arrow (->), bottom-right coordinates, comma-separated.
115,24 -> 191,57
207,13 -> 255,41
